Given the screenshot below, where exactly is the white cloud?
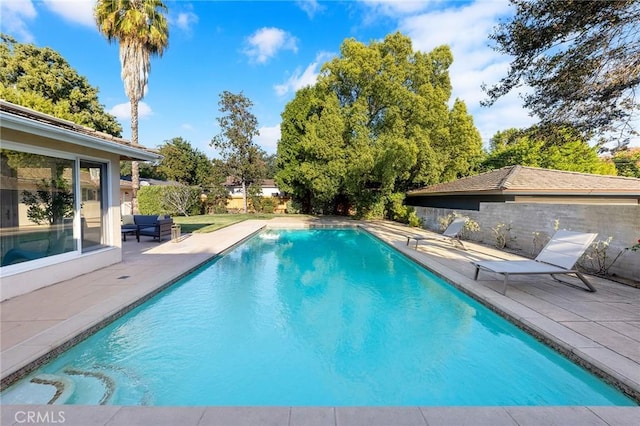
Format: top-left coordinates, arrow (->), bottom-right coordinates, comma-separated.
275,52 -> 334,96
361,0 -> 433,16
109,101 -> 153,120
175,11 -> 198,32
255,124 -> 281,154
274,63 -> 318,97
43,0 -> 95,27
171,4 -> 198,34
244,27 -> 298,64
296,0 -> 324,19
472,92 -> 535,143
181,123 -> 194,131
0,0 -> 37,42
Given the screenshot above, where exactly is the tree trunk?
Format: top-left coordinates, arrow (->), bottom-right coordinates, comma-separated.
131,99 -> 140,214
242,180 -> 247,213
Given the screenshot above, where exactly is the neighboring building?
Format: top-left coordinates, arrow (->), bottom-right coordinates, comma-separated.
406,165 -> 640,281
223,177 -> 287,212
0,100 -> 161,300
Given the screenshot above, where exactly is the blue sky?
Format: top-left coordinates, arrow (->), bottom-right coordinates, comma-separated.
2,0 -> 544,157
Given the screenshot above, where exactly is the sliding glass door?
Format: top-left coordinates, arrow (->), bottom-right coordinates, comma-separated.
80,160 -> 108,253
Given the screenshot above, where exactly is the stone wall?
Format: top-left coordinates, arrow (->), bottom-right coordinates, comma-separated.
413,203 -> 640,281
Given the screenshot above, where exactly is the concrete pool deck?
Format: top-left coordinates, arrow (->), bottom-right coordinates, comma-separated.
1,217 -> 638,425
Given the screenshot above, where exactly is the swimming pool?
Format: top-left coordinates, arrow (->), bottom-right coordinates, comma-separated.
1,228 -> 636,405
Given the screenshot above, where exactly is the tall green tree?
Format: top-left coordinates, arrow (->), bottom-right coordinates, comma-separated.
277,86 -> 347,213
277,32 -> 480,216
0,34 -> 122,136
119,160 -> 164,180
264,153 -> 278,179
211,91 -> 266,213
442,99 -> 484,181
483,0 -> 639,149
482,126 -> 617,175
94,0 -> 169,214
157,137 -> 221,187
487,128 -> 522,152
611,148 -> 640,178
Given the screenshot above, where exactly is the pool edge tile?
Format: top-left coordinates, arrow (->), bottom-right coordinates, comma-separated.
505,406 -> 608,426
419,407 -> 516,426
587,406 -> 640,426
335,407 -> 426,426
198,407 -> 290,426
290,407 -> 335,426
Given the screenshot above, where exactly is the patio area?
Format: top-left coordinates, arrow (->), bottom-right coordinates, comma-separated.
1,217 -> 638,425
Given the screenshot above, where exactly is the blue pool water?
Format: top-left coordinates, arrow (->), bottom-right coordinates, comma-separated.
2,229 -> 636,406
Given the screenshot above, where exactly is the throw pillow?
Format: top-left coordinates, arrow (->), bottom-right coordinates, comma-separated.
122,214 -> 134,225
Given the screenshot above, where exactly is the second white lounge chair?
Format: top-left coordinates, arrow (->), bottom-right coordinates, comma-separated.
472,229 -> 598,295
407,217 -> 468,250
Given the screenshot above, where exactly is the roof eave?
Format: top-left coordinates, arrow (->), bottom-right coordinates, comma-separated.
406,189 -> 640,197
406,190 -> 504,197
505,190 -> 640,196
1,109 -> 161,162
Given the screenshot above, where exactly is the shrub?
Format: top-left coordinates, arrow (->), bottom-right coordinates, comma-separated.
491,223 -> 515,249
285,200 -> 301,214
138,185 -> 200,216
384,193 -> 423,227
260,197 -> 276,214
406,210 -> 423,228
578,237 -> 627,276
439,213 -> 479,239
137,186 -> 164,215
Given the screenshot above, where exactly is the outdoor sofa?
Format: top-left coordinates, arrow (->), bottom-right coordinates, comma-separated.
121,214 -> 173,242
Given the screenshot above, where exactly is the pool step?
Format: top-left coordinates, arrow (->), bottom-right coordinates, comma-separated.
1,365 -> 153,405
1,368 -> 117,405
0,374 -> 75,404
62,368 -> 115,405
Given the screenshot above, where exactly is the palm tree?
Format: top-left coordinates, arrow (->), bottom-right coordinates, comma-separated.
94,0 -> 169,214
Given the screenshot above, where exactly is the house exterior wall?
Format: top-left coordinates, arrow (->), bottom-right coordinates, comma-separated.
120,187 -> 133,216
413,203 -> 640,281
0,129 -> 124,301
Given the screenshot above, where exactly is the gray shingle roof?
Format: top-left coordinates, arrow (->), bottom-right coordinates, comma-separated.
407,165 -> 640,196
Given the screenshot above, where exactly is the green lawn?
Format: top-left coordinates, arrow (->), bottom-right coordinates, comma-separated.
172,213 -> 302,233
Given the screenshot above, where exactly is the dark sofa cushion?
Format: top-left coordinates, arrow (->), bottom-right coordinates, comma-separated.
134,215 -> 160,226
138,226 -> 157,236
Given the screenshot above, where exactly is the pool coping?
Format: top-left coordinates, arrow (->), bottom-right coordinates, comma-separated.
1,405 -> 639,426
1,218 -> 639,425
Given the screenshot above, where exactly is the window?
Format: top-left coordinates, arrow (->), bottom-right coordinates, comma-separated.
0,148 -> 109,266
1,149 -> 76,266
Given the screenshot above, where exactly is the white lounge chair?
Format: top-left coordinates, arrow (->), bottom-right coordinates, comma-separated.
472,230 -> 598,295
407,217 -> 468,250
